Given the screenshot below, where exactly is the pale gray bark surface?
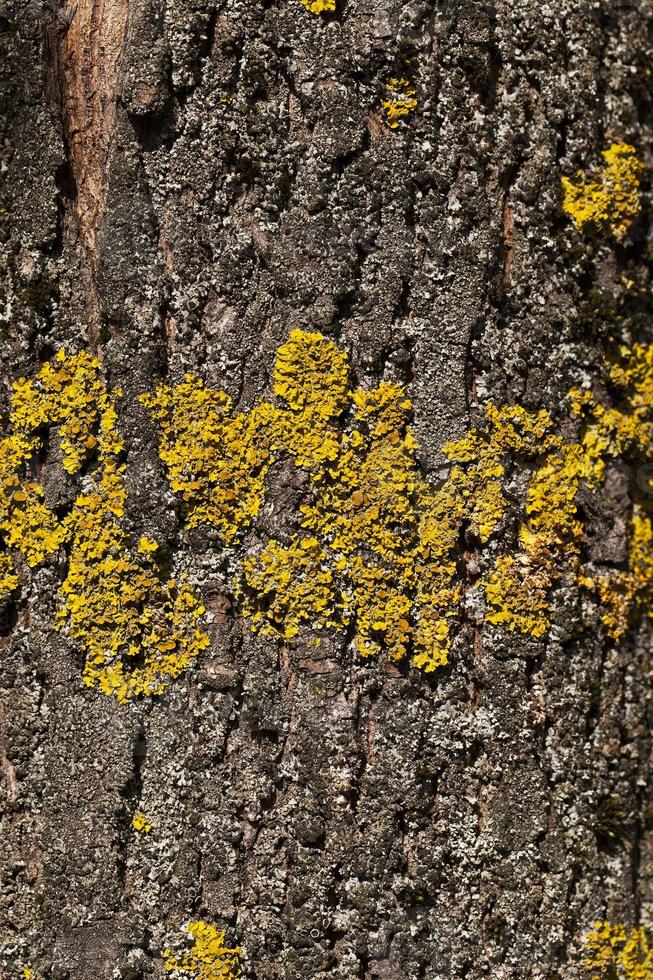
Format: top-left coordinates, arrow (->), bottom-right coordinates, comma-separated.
1,0 -> 653,977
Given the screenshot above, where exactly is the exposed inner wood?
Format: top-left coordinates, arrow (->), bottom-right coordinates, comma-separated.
57,0 -> 129,337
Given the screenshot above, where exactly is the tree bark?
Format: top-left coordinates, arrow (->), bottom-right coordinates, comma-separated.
1,1 -> 653,978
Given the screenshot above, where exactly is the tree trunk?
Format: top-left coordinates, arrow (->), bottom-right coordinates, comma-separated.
1,1 -> 653,978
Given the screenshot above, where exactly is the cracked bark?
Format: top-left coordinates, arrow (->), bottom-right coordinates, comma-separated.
1,1 -> 653,978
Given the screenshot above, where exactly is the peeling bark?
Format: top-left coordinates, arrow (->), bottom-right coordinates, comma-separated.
55,0 -> 130,337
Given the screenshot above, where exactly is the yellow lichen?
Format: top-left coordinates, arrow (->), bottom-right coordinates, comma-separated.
444,402 -> 560,544
483,555 -> 551,637
568,344 -> 653,638
132,810 -> 153,833
144,329 -> 653,667
476,340 -> 653,639
163,921 -> 241,980
562,142 -> 643,241
381,78 -> 418,129
1,480 -> 67,568
274,328 -> 349,418
584,922 -> 653,979
0,551 -> 18,601
0,350 -> 209,704
140,377 -> 273,543
581,505 -> 653,641
255,365 -> 462,664
10,350 -> 117,473
0,351 -> 117,595
299,0 -> 335,13
239,536 -> 339,641
4,329 -> 653,697
147,335 -> 464,669
56,459 -> 210,704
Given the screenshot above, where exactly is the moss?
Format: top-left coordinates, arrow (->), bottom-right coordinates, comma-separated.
562,142 -> 643,241
163,921 -> 241,980
583,922 -> 653,978
381,77 -> 417,129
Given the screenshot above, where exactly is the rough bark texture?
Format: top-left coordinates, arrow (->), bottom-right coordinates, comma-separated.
1,1 -> 653,978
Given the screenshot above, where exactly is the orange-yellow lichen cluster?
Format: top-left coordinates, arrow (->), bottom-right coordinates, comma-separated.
581,506 -> 653,641
562,142 -> 643,240
584,921 -> 653,979
163,921 -> 241,980
58,455 -> 209,705
146,330 -> 465,669
299,0 -> 335,13
146,330 -> 653,661
0,350 -> 106,591
140,379 -> 272,543
3,330 -> 653,701
460,342 -> 653,640
142,330 -> 653,665
571,344 -> 653,639
381,77 -> 418,128
0,351 -> 209,704
132,811 -> 153,833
